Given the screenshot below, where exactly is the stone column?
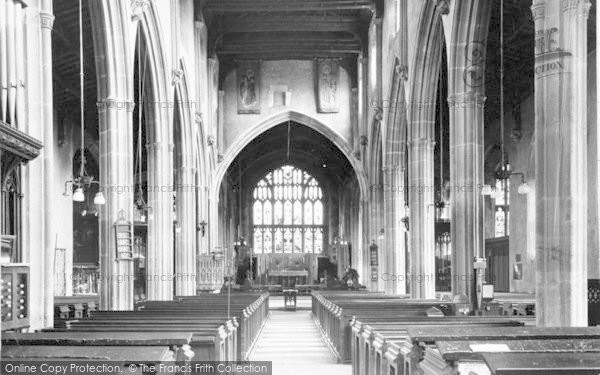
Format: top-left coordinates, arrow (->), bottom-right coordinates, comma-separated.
383,166 -> 407,294
175,165 -> 197,295
40,1 -> 55,326
146,139 -> 174,300
596,0 -> 600,280
97,99 -> 135,310
448,93 -> 485,301
408,140 -> 436,299
532,0 -> 591,327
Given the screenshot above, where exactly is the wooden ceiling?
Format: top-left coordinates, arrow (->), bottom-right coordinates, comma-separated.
199,0 -> 376,84
52,0 -> 97,124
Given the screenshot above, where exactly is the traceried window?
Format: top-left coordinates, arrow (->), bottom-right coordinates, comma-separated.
252,165 -> 324,254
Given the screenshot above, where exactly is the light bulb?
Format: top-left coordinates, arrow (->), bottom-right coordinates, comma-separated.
93,192 -> 106,205
518,182 -> 529,195
480,185 -> 493,196
72,187 -> 85,202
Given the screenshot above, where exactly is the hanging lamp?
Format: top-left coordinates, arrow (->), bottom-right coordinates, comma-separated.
493,0 -> 529,196
63,0 -> 105,205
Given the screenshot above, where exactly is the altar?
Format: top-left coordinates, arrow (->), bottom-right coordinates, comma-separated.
268,270 -> 309,288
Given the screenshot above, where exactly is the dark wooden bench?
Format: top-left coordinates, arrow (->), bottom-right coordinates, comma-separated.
371,326 -> 600,375
482,352 -> 600,374
351,317 -> 528,375
1,331 -> 193,363
1,345 -> 174,364
312,292 -> 453,363
54,296 -> 98,321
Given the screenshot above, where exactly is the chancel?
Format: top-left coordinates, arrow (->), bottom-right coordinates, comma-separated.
2,0 -> 600,374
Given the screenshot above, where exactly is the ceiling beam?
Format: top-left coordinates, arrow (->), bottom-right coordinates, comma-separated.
201,0 -> 375,13
213,15 -> 363,35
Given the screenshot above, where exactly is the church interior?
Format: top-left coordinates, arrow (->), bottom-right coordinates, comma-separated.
2,0 -> 600,373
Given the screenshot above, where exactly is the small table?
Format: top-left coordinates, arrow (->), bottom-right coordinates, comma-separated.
283,289 -> 298,311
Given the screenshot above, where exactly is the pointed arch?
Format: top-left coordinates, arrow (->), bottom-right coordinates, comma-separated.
132,3 -> 171,145
212,111 -> 368,202
408,0 -> 447,140
384,58 -> 408,169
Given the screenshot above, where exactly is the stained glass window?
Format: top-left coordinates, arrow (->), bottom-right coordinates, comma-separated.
493,173 -> 510,237
252,165 -> 325,253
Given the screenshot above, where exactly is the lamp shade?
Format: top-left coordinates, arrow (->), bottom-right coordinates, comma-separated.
72,187 -> 85,202
518,182 -> 529,195
93,192 -> 106,205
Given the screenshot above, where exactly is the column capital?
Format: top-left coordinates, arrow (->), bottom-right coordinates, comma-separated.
131,0 -> 150,19
172,69 -> 184,86
40,12 -> 55,30
447,93 -> 486,108
531,1 -> 546,21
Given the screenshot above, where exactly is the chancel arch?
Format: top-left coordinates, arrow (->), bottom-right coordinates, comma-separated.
216,120 -> 363,287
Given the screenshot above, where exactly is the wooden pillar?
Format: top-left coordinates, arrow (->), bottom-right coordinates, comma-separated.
408,139 -> 436,299
532,0 -> 591,326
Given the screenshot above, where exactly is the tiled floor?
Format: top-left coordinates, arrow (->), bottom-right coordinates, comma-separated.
250,310 -> 351,375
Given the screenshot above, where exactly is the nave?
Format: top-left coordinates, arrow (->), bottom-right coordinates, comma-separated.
250,309 -> 351,375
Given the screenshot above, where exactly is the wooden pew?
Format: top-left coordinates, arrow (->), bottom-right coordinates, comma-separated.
421,339 -> 600,374
481,352 -> 600,374
1,345 -> 174,373
56,318 -> 230,362
54,295 -> 98,321
402,326 -> 600,375
312,292 -> 452,363
1,331 -> 194,363
351,317 -> 527,375
139,292 -> 269,359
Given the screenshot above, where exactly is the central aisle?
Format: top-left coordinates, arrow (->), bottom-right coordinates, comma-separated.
250,310 -> 351,375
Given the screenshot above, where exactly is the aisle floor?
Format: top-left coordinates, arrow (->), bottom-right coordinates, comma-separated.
249,310 -> 351,375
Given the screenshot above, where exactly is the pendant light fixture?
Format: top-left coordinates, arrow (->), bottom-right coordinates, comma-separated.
493,0 -> 529,196
63,0 -> 105,205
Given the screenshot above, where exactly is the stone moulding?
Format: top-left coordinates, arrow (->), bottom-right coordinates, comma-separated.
0,120 -> 43,162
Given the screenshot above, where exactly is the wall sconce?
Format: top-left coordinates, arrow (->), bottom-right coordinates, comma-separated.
174,220 -> 181,234
378,228 -> 385,240
197,220 -> 207,237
